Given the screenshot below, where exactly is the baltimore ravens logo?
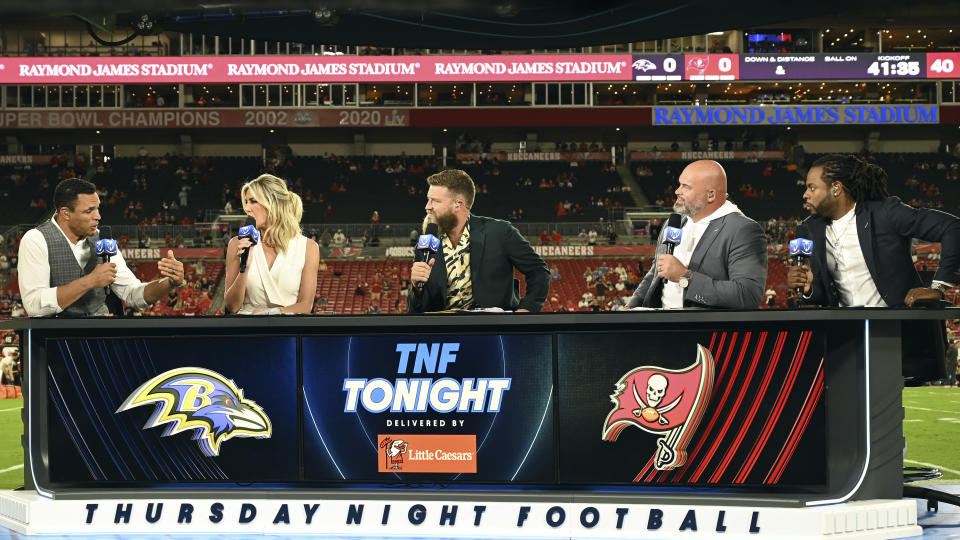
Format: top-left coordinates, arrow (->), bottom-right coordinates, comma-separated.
632,58 -> 657,72
117,367 -> 272,457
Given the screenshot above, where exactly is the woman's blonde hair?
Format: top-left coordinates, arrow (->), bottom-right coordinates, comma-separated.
241,174 -> 303,253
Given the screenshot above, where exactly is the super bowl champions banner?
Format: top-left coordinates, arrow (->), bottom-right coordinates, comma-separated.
41,327 -> 824,489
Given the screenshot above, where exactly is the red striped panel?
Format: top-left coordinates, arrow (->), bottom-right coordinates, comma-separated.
764,360 -> 825,484
706,331 -> 789,484
664,331 -> 750,483
687,331 -> 779,483
732,331 -> 812,483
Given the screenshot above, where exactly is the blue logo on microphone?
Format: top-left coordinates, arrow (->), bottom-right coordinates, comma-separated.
664,226 -> 683,245
239,225 -> 260,245
789,238 -> 813,257
417,234 -> 440,252
95,238 -> 118,257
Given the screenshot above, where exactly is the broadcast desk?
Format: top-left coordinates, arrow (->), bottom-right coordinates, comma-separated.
1,309 -> 954,538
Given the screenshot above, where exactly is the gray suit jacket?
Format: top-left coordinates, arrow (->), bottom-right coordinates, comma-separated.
627,212 -> 767,309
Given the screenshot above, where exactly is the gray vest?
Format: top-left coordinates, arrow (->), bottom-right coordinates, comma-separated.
37,220 -> 107,317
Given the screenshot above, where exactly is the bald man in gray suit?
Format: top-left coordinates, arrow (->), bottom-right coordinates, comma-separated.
628,160 -> 767,309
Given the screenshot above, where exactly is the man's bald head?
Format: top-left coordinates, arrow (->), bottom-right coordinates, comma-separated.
673,160 -> 728,221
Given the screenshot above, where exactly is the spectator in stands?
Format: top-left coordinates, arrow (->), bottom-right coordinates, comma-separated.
370,278 -> 383,302
628,160 -> 767,309
196,291 -> 212,314
765,287 -> 777,307
333,229 -> 346,247
788,154 -> 960,309
0,347 -> 18,385
18,178 -> 186,317
551,230 -> 563,245
320,228 -> 332,248
408,169 -> 549,313
224,174 -> 319,315
539,230 -> 550,245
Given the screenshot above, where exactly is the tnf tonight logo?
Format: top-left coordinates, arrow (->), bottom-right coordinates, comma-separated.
117,367 -> 272,456
602,345 -> 715,470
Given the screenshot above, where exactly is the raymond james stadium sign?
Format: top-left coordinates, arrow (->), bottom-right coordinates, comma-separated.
653,104 -> 938,125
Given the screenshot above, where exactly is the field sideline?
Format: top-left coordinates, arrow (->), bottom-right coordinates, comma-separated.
0,387 -> 954,488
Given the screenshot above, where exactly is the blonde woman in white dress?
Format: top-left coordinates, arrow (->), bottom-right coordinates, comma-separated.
224,174 -> 319,314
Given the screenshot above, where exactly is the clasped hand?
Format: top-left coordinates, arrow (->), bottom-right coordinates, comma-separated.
656,254 -> 687,282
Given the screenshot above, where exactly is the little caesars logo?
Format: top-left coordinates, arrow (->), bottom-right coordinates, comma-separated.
377,434 -> 476,473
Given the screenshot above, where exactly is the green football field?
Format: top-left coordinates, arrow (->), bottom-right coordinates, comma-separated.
0,388 -> 954,488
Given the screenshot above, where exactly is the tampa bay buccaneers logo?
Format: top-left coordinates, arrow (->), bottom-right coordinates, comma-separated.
602,345 -> 714,470
117,367 -> 272,457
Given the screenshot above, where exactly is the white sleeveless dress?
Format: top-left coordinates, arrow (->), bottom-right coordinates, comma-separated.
238,235 -> 307,314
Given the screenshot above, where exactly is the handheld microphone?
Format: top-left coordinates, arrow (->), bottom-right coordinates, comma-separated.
789,224 -> 814,297
414,223 -> 440,291
94,226 -> 118,263
94,226 -> 118,294
661,213 -> 682,285
238,217 -> 259,274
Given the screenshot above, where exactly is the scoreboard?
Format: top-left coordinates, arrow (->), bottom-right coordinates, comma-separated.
632,52 -> 960,81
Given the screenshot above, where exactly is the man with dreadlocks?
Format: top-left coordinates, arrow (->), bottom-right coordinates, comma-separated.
788,154 -> 960,308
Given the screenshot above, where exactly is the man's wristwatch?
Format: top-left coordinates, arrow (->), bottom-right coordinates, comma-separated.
678,269 -> 693,288
167,277 -> 183,289
931,282 -> 949,298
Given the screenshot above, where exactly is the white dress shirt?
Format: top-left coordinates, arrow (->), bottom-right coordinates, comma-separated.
825,206 -> 886,307
662,201 -> 743,308
17,217 -> 149,317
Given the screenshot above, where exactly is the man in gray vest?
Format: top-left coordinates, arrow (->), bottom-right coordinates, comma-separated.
17,179 -> 185,317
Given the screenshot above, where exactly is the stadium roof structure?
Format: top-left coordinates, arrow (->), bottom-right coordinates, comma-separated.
2,0 -> 960,50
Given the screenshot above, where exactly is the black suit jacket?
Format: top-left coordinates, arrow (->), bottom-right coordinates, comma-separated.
803,196 -> 960,307
408,215 -> 550,313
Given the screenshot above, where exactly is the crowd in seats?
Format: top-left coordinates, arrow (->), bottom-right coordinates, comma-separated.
0,153 -> 88,225
313,258 -> 411,315
539,258 -> 643,312
95,153 -> 261,228
133,258 -> 223,316
275,154 -> 440,225
3,150 -> 637,227
633,159 -> 802,220
460,160 -> 632,222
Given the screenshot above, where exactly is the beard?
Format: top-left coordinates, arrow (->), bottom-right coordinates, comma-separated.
426,210 -> 458,236
805,198 -> 830,217
673,194 -> 707,217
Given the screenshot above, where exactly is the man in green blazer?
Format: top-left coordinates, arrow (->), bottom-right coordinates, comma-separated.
408,169 -> 549,313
